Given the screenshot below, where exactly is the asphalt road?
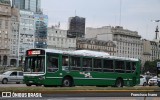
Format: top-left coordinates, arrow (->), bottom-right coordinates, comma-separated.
0,83 -> 26,87
0,83 -> 158,87
0,84 -> 159,99
0,97 -> 159,100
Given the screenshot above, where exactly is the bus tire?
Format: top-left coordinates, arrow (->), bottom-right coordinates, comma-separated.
26,84 -> 31,86
115,78 -> 123,87
16,82 -> 20,84
44,85 -> 52,87
62,77 -> 73,87
36,84 -> 41,86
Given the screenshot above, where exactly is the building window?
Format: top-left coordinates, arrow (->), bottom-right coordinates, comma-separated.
5,20 -> 9,29
0,20 -> 2,28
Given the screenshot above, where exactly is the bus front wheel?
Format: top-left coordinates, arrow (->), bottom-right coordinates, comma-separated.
62,77 -> 73,87
115,78 -> 123,87
26,84 -> 31,86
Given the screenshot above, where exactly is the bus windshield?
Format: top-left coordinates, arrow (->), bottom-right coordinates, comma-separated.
24,56 -> 45,73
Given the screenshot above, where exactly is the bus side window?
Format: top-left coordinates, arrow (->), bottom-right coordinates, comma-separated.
82,58 -> 92,71
70,56 -> 81,71
62,56 -> 69,66
132,62 -> 136,73
48,57 -> 58,72
93,59 -> 102,72
115,61 -> 125,73
103,60 -> 114,72
126,62 -> 132,73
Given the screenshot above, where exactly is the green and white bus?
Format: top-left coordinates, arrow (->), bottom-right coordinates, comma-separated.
23,48 -> 140,87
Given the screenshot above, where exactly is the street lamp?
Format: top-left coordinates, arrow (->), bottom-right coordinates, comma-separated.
151,20 -> 160,40
151,20 -> 160,59
17,24 -> 21,67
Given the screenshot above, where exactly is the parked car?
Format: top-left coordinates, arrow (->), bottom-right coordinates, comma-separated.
148,76 -> 158,86
0,71 -> 23,84
139,75 -> 147,86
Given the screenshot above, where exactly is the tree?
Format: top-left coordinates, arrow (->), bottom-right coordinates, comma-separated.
143,59 -> 160,74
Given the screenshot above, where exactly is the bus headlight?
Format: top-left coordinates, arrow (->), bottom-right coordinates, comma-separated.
39,76 -> 45,80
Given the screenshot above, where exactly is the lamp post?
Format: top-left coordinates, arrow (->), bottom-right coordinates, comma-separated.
151,20 -> 160,60
16,23 -> 21,67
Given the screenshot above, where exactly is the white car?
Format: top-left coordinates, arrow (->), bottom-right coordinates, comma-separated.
0,71 -> 23,84
148,76 -> 158,86
139,75 -> 147,86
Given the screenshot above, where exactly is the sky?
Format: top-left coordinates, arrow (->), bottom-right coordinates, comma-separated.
41,0 -> 160,40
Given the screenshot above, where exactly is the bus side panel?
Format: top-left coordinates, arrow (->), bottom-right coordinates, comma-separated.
63,72 -> 116,86
44,72 -> 63,85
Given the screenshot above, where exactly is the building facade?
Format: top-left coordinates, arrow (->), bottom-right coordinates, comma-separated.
150,41 -> 160,61
86,26 -> 143,59
67,16 -> 85,38
0,1 -> 11,66
85,26 -> 112,39
141,39 -> 160,66
12,0 -> 41,13
34,14 -> 48,48
9,7 -> 20,66
18,10 -> 35,61
47,26 -> 76,50
77,38 -> 116,56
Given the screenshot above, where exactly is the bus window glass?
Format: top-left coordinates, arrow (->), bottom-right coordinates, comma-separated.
47,56 -> 58,72
24,56 -> 45,72
115,61 -> 125,73
62,56 -> 69,66
70,56 -> 81,71
93,59 -> 102,72
62,55 -> 69,71
82,58 -> 92,71
132,62 -> 136,73
103,60 -> 114,72
126,62 -> 132,73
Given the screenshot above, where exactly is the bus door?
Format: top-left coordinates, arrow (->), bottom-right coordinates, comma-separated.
45,53 -> 61,85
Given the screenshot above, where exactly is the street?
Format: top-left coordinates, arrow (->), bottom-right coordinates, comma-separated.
0,84 -> 160,100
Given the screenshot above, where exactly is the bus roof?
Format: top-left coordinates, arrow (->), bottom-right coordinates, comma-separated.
31,48 -> 139,61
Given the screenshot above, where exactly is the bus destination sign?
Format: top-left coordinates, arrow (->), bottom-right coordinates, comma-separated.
28,50 -> 41,55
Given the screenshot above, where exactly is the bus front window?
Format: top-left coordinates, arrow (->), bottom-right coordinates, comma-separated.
25,56 -> 45,73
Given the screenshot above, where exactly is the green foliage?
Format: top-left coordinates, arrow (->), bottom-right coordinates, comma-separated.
143,59 -> 160,74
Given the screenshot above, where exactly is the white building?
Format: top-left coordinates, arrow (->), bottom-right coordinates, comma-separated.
141,39 -> 160,66
85,26 -> 112,39
10,7 -> 20,66
19,10 -> 35,60
0,2 -> 11,66
47,26 -> 76,50
86,26 -> 143,59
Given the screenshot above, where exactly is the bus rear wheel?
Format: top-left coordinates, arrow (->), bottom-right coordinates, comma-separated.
115,78 -> 123,87
62,77 -> 73,87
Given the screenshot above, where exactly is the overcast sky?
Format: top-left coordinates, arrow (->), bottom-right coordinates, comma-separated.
41,0 -> 160,40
